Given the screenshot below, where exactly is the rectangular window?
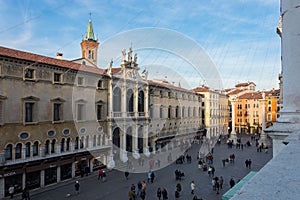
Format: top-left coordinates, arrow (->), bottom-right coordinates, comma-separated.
97,104 -> 102,120
268,114 -> 272,121
25,102 -> 34,122
97,80 -> 103,89
24,68 -> 35,80
53,103 -> 61,121
53,73 -> 62,83
77,104 -> 84,121
78,77 -> 84,86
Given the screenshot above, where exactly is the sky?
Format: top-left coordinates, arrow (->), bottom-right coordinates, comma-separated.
0,0 -> 281,91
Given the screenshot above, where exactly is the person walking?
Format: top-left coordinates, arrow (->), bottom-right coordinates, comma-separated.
219,176 -> 224,189
128,188 -> 135,200
245,159 -> 249,168
175,189 -> 180,200
98,169 -> 103,180
248,159 -> 252,169
229,178 -> 235,188
190,181 -> 196,194
75,181 -> 80,194
8,185 -> 14,199
140,190 -> 146,200
21,187 -> 30,200
162,188 -> 168,200
157,187 -> 162,200
125,171 -> 129,180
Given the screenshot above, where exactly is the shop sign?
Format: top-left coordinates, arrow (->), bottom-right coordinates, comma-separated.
0,171 -> 17,178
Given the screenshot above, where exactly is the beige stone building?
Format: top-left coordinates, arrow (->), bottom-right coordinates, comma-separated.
0,19 -> 204,198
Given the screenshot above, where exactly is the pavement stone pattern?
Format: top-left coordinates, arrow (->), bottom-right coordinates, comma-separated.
9,135 -> 272,200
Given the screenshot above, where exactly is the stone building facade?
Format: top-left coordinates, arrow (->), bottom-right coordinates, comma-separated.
0,20 -> 205,198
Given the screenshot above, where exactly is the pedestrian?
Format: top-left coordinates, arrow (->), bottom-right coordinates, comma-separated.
157,187 -> 162,200
245,159 -> 249,168
128,188 -> 135,200
215,180 -> 220,194
176,183 -> 182,193
151,171 -> 155,183
190,181 -> 196,194
125,171 -> 129,180
131,184 -> 136,200
229,178 -> 235,188
98,169 -> 103,180
142,181 -> 147,192
137,181 -> 142,197
9,185 -> 14,199
248,159 -> 252,169
219,176 -> 224,189
75,180 -> 80,194
21,187 -> 30,200
162,188 -> 168,200
175,189 -> 180,199
102,170 -> 107,182
140,190 -> 146,200
147,170 -> 152,183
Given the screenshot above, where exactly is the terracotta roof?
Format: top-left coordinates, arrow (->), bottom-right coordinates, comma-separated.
0,45 -> 105,75
226,89 -> 245,96
235,82 -> 256,87
238,92 -> 262,99
264,89 -> 280,97
148,80 -> 197,94
191,87 -> 210,93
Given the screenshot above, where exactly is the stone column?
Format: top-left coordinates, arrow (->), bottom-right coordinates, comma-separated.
145,83 -> 149,118
259,93 -> 270,147
266,1 -> 300,157
57,166 -> 61,182
40,170 -> 45,187
71,162 -> 76,178
121,82 -> 126,118
229,99 -> 237,144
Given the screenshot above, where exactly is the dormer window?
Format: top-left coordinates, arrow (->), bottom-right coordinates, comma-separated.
24,68 -> 36,80
53,72 -> 63,84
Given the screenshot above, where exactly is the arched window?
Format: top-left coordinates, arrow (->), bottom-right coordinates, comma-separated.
15,143 -> 22,159
33,141 -> 38,156
51,139 -> 56,153
66,138 -> 71,151
182,107 -> 185,118
176,106 -> 179,118
5,144 -> 12,160
93,135 -> 97,147
75,137 -> 79,150
25,142 -> 31,157
80,136 -> 84,149
138,90 -> 144,113
113,87 -> 121,112
193,107 -> 196,117
85,136 -> 89,148
45,140 -> 50,155
61,138 -> 65,152
160,106 -> 163,118
127,89 -> 134,112
168,106 -> 172,119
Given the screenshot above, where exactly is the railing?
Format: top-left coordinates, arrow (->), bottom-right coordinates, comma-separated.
113,112 -> 122,118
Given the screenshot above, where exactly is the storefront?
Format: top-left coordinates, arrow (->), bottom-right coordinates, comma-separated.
26,171 -> 40,190
3,172 -> 23,197
60,163 -> 72,181
44,166 -> 57,185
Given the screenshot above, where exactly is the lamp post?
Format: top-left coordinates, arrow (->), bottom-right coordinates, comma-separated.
229,96 -> 237,144
259,92 -> 270,147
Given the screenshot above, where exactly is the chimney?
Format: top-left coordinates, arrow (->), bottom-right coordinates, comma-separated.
56,52 -> 63,60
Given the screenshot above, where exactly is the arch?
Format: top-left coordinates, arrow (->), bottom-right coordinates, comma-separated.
85,135 -> 89,148
51,139 -> 56,153
15,143 -> 22,159
93,135 -> 97,147
176,106 -> 179,118
25,142 -> 31,157
126,89 -> 134,113
5,144 -> 13,160
138,90 -> 144,113
45,140 -> 50,155
113,87 -> 121,112
61,138 -> 65,152
126,127 -> 133,152
80,136 -> 84,149
66,138 -> 71,151
138,127 -> 144,153
112,127 -> 121,148
75,137 -> 79,150
168,105 -> 172,119
33,141 -> 39,156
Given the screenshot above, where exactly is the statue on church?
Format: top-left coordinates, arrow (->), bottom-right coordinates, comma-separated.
128,47 -> 132,62
134,53 -> 138,63
122,49 -> 126,62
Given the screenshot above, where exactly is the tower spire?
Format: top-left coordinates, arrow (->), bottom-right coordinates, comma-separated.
84,13 -> 96,41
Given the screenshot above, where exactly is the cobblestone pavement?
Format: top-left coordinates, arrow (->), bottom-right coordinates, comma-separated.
10,135 -> 272,200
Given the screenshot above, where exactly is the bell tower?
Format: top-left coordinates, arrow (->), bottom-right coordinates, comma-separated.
80,16 -> 99,66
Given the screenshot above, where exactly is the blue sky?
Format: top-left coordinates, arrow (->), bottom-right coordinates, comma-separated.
0,0 -> 281,90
